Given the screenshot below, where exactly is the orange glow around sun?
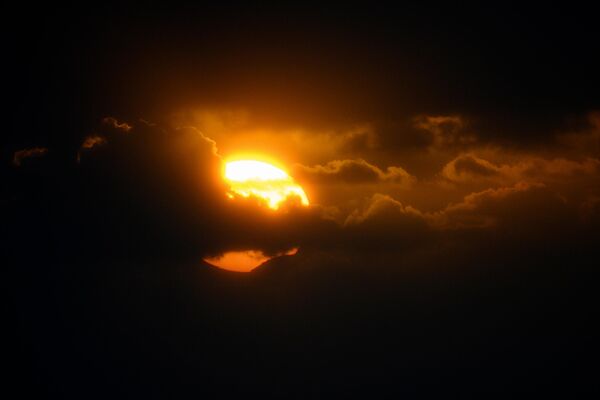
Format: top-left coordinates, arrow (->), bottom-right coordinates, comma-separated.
224,159 -> 309,210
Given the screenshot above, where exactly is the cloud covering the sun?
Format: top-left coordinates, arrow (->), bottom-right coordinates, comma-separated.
5,112 -> 600,266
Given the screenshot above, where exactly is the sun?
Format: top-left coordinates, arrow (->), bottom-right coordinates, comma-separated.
224,159 -> 309,210
204,248 -> 298,273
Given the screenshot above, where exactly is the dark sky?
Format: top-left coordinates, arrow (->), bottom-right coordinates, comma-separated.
4,3 -> 600,397
6,4 -> 600,146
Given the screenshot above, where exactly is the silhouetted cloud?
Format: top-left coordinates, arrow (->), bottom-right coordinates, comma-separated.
430,182 -> 558,229
295,159 -> 415,186
345,194 -> 423,225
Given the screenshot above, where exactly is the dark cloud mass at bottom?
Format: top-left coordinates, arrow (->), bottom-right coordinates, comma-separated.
4,3 -> 600,397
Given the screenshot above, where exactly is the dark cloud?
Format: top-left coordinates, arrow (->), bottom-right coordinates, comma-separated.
430,182 -> 570,230
325,180 -> 584,255
336,127 -> 379,154
413,115 -> 476,149
345,194 -> 422,226
294,159 -> 415,187
339,194 -> 429,252
6,119 -> 338,262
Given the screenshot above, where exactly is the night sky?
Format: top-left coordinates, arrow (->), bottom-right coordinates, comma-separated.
4,3 -> 600,397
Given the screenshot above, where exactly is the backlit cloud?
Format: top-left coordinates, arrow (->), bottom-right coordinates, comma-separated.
102,116 -> 132,132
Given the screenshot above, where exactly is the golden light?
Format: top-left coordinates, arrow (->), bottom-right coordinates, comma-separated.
224,159 -> 309,210
205,248 -> 298,273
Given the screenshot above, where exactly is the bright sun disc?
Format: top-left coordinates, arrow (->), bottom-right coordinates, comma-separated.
224,160 -> 309,210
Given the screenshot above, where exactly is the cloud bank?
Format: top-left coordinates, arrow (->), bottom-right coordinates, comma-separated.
5,114 -> 600,267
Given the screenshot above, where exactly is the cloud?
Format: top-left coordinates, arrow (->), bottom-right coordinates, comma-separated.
441,154 -> 501,183
6,116 -> 599,269
344,194 -> 423,226
102,116 -> 132,132
332,193 -> 431,253
77,135 -> 107,163
61,120 -> 233,259
12,147 -> 48,166
333,126 -> 379,153
429,182 -> 571,230
414,115 -> 476,149
10,118 -> 327,261
175,126 -> 220,157
294,159 -> 415,187
440,153 -> 600,185
172,109 -> 380,165
339,181 -> 574,246
80,135 -> 107,150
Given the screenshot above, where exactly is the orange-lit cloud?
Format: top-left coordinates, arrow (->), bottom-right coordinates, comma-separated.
440,154 -> 501,183
102,116 -> 132,132
80,135 -> 107,150
172,109 -> 378,165
440,153 -> 600,184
